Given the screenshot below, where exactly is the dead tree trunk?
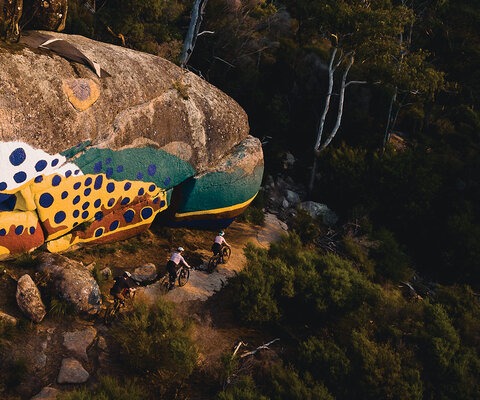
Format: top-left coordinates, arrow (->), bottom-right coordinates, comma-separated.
179,0 -> 209,68
308,51 -> 366,194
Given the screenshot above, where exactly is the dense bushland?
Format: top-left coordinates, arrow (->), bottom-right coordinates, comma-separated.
222,228 -> 480,400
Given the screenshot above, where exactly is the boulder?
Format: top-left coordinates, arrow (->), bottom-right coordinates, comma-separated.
298,201 -> 339,226
0,31 -> 263,258
63,326 -> 97,362
285,189 -> 301,206
57,358 -> 89,384
16,274 -> 46,323
132,263 -> 158,283
36,252 -> 101,314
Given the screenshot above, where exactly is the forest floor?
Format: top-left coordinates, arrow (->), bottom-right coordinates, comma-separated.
0,213 -> 287,399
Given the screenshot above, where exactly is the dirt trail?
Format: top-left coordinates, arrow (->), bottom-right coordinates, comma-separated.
137,213 -> 288,303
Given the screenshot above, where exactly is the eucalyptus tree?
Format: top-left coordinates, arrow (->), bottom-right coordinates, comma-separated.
293,0 -> 444,192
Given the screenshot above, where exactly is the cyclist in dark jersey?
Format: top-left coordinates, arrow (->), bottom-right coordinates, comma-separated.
110,271 -> 137,304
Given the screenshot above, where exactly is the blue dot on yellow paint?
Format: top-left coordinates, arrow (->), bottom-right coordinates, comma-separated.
39,193 -> 54,208
54,211 -> 66,224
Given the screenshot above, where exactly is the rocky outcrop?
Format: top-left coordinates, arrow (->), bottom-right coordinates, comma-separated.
36,252 -> 101,314
57,358 -> 89,384
0,31 -> 249,169
63,326 -> 97,362
0,31 -> 263,258
16,274 -> 46,323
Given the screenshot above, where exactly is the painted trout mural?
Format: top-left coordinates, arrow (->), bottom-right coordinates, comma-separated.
0,31 -> 264,259
0,138 -> 263,259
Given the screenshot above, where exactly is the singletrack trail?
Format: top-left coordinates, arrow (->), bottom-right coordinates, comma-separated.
137,213 -> 287,303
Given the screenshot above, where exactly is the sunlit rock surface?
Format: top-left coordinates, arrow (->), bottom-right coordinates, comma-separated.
0,31 -> 263,257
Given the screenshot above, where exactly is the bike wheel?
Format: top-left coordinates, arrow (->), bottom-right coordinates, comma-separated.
178,267 -> 190,286
159,275 -> 170,294
207,255 -> 218,273
222,246 -> 231,263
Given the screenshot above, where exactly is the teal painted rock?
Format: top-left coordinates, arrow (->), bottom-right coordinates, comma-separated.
0,31 -> 263,258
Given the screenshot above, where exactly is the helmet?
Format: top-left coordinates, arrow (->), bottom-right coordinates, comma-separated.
177,246 -> 184,252
123,271 -> 132,277
219,230 -> 224,236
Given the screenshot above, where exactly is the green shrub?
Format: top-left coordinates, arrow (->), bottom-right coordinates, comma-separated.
342,235 -> 375,278
304,252 -> 380,316
218,376 -> 268,400
350,329 -> 423,400
420,302 -> 460,373
49,298 -> 77,318
289,209 -> 322,244
298,336 -> 350,389
434,284 -> 480,347
11,252 -> 38,269
59,376 -> 144,400
233,234 -> 380,325
232,242 -> 296,323
236,205 -> 265,226
110,299 -> 198,389
2,357 -> 28,390
264,363 -> 334,400
371,228 -> 413,282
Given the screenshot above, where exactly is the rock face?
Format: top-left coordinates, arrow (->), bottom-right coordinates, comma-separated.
63,326 -> 97,362
15,274 -> 46,323
36,252 -> 102,314
57,357 -> 89,384
0,31 -> 263,258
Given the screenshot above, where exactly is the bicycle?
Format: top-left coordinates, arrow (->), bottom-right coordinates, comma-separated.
207,246 -> 231,273
158,265 -> 191,294
104,288 -> 136,325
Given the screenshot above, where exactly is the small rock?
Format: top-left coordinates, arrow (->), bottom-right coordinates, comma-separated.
63,326 -> 97,362
30,386 -> 60,400
0,311 -> 17,326
16,274 -> 46,323
57,358 -> 89,384
132,263 -> 158,282
97,335 -> 108,351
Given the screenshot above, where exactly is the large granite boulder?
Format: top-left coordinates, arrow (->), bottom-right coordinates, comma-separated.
0,31 -> 263,258
36,252 -> 102,314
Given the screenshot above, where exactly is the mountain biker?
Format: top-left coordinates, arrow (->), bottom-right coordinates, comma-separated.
109,271 -> 137,304
166,247 -> 192,290
212,230 -> 231,263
